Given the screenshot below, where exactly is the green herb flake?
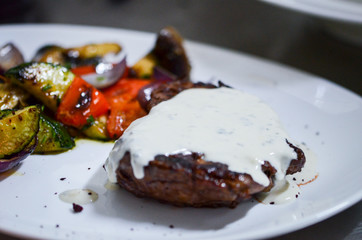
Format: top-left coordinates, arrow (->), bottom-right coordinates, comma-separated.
96,76 -> 105,82
41,84 -> 52,92
86,115 -> 95,125
56,97 -> 61,106
63,63 -> 72,70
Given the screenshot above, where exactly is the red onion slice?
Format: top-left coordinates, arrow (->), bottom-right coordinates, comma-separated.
152,66 -> 177,82
0,43 -> 24,74
81,57 -> 126,89
137,70 -> 176,112
137,66 -> 178,111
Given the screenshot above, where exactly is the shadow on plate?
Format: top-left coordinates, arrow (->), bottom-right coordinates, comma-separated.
0,163 -> 23,181
85,165 -> 258,230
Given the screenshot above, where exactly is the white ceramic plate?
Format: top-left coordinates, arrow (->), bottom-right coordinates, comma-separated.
0,24 -> 361,240
261,0 -> 362,23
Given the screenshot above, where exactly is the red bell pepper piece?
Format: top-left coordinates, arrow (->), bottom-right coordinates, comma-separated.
71,65 -> 96,76
56,76 -> 110,128
103,78 -> 151,139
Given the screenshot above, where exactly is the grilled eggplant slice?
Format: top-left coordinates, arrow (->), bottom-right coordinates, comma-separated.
34,114 -> 75,153
66,43 -> 122,59
32,45 -> 65,65
131,26 -> 191,80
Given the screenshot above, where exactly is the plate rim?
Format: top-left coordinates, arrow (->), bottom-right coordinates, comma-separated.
261,0 -> 362,23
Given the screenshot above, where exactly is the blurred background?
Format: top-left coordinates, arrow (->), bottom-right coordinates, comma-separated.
0,0 -> 361,95
0,0 -> 361,239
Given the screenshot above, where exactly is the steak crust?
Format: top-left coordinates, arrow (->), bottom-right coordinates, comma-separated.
144,80 -> 225,112
115,141 -> 305,208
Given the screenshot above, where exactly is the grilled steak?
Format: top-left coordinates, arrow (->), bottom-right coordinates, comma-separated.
143,80 -> 224,112
111,81 -> 306,208
115,140 -> 305,208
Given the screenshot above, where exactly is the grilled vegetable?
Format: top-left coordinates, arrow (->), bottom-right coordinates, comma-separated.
153,26 -> 191,79
80,57 -> 127,89
0,138 -> 37,173
131,53 -> 158,78
5,62 -> 74,112
0,43 -> 24,74
6,63 -> 110,139
0,106 -> 40,172
82,115 -> 108,140
34,114 -> 75,153
0,105 -> 40,158
55,76 -> 110,129
0,109 -> 13,119
103,78 -> 150,139
131,26 -> 191,80
66,43 -> 122,59
32,45 -> 64,65
0,80 -> 30,110
32,43 -> 122,68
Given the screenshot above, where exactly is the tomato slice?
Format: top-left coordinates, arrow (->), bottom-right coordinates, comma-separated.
103,78 -> 151,139
56,76 -> 110,128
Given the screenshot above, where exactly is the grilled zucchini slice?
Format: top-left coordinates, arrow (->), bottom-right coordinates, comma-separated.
82,115 -> 109,140
131,53 -> 158,78
0,106 -> 40,158
34,114 -> 75,153
5,62 -> 75,112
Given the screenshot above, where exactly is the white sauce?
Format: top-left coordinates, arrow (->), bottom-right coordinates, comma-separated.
256,144 -> 318,204
105,87 -> 298,190
256,178 -> 300,204
104,180 -> 120,191
59,189 -> 98,205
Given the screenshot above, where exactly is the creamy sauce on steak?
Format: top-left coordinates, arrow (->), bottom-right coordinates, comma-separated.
257,145 -> 318,204
105,87 -> 298,189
